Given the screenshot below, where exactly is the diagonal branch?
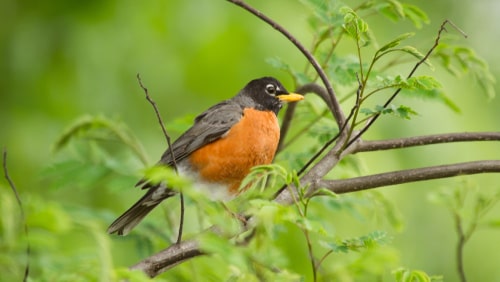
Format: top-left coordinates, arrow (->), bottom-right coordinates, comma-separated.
130,239 -> 203,277
313,160 -> 500,195
354,132 -> 500,153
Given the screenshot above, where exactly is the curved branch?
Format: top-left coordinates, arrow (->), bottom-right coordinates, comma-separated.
4,148 -> 30,281
355,132 -> 500,153
313,160 -> 500,195
226,0 -> 346,127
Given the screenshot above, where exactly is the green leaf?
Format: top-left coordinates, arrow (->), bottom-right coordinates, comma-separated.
387,0 -> 405,18
141,165 -> 191,189
239,164 -> 289,194
322,230 -> 391,253
378,33 -> 414,53
310,187 -> 338,198
393,267 -> 443,282
399,46 -> 434,69
265,56 -> 290,72
326,54 -> 364,86
300,0 -> 344,26
53,115 -> 149,165
403,4 -> 430,29
341,7 -> 369,41
373,2 -> 429,29
375,74 -> 436,90
435,44 -> 496,99
361,104 -> 418,120
371,75 -> 460,112
407,76 -> 441,90
293,217 -> 328,236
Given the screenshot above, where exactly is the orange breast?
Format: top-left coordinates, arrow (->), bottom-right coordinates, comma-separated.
188,108 -> 280,194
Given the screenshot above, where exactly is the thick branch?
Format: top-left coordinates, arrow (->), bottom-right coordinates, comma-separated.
314,160 -> 500,195
355,132 -> 500,153
130,239 -> 203,277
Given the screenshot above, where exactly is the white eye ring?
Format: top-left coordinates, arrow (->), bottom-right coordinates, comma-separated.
265,84 -> 277,95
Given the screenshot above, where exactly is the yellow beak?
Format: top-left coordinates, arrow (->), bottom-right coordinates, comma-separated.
277,93 -> 304,102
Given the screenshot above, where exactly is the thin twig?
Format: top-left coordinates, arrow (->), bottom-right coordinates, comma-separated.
136,74 -> 184,244
454,212 -> 468,282
3,148 -> 30,282
136,74 -> 178,172
315,250 -> 334,271
303,228 -> 317,282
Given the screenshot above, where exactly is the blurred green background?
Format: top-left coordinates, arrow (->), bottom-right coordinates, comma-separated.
1,0 -> 499,281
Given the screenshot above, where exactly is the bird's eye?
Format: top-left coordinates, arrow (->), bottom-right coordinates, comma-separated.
265,84 -> 276,95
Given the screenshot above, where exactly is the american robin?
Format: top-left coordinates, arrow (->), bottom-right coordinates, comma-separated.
107,77 -> 303,235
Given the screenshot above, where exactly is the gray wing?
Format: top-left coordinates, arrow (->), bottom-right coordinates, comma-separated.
161,99 -> 243,166
135,99 -> 243,189
108,100 -> 244,235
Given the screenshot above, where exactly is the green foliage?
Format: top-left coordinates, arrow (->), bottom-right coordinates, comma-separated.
323,230 -> 390,253
429,179 -> 500,282
393,267 -> 443,282
434,43 -> 496,99
278,0 -> 495,142
361,104 -> 418,120
54,115 -> 149,165
429,179 -> 500,238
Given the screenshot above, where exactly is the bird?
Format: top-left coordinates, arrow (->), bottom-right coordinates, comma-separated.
107,77 -> 304,235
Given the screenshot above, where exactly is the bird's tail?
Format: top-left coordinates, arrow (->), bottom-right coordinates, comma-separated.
107,185 -> 176,235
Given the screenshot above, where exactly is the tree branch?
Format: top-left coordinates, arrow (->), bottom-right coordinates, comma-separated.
354,132 -> 500,153
130,239 -> 203,277
313,160 -> 500,195
226,0 -> 346,128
